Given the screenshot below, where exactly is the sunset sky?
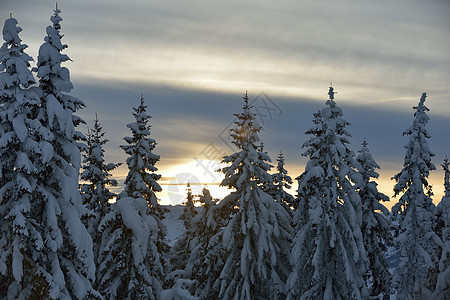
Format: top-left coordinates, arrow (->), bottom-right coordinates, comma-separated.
2,0 -> 450,206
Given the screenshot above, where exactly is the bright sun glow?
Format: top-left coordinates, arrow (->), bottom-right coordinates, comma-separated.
158,159 -> 231,206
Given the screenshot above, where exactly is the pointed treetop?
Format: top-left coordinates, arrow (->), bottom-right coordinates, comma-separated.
328,83 -> 336,100
415,92 -> 428,112
50,3 -> 62,31
135,95 -> 148,116
326,84 -> 337,108
243,90 -> 249,110
421,92 -> 427,101
276,151 -> 287,172
187,182 -> 191,192
54,3 -> 61,15
2,16 -> 22,45
277,150 -> 284,162
442,156 -> 450,198
361,138 -> 368,148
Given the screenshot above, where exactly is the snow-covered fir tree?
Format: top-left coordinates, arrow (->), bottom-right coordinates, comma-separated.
266,151 -> 296,212
391,92 -> 441,299
356,139 -> 391,299
80,114 -> 121,286
293,109 -> 322,221
169,183 -> 198,272
164,187 -> 219,299
80,114 -> 121,225
97,196 -> 163,299
0,16 -> 48,299
287,86 -> 368,299
119,96 -> 160,200
120,94 -> 168,262
206,92 -> 292,299
97,96 -> 166,298
179,183 -> 198,230
433,158 -> 450,298
188,188 -> 225,298
2,7 -> 100,298
119,95 -> 166,218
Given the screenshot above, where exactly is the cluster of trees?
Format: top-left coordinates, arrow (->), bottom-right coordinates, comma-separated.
0,8 -> 448,300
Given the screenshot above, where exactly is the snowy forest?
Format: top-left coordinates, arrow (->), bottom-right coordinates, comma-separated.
0,7 -> 449,300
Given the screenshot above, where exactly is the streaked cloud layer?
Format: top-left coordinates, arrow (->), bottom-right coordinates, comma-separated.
2,0 -> 450,205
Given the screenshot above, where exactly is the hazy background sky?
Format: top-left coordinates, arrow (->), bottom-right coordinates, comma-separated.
2,0 -> 450,206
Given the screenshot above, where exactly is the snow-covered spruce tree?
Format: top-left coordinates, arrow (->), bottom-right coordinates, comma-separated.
0,16 -> 49,298
164,187 -> 219,300
391,92 -> 441,298
266,151 -> 296,213
119,95 -> 165,218
432,158 -> 450,298
287,86 -> 368,299
356,139 -> 391,299
97,196 -> 163,299
180,183 -> 198,230
188,188 -> 225,298
169,183 -> 198,272
80,114 -> 121,224
293,109 -> 323,221
3,7 -> 101,299
97,95 -> 165,298
119,95 -> 168,262
80,114 -> 121,281
207,92 -> 292,299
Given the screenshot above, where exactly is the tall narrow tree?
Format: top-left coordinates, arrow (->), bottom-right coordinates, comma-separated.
12,6 -> 99,298
80,114 -> 121,225
391,92 -> 440,299
119,95 -> 168,260
356,140 -> 391,299
97,96 -> 165,298
80,114 -> 121,287
433,158 -> 450,298
97,196 -> 163,299
165,187 -> 218,299
266,151 -> 296,212
1,8 -> 99,299
207,92 -> 292,299
0,16 -> 50,299
287,86 -> 368,299
170,183 -> 198,272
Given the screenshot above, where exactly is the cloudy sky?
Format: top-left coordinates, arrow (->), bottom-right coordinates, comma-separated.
2,0 -> 450,206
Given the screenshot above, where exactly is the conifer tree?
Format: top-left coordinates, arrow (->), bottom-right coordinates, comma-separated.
433,158 -> 450,298
391,92 -> 440,299
98,96 -> 165,298
8,7 -> 99,298
287,86 -> 368,299
80,114 -> 121,224
80,114 -> 121,287
267,151 -> 296,212
169,183 -> 198,272
119,96 -> 160,200
0,16 -> 50,299
165,187 -> 218,299
356,140 -> 391,299
120,95 -> 168,259
207,92 -> 292,299
97,197 -> 163,299
188,188 -> 225,298
179,183 -> 198,229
